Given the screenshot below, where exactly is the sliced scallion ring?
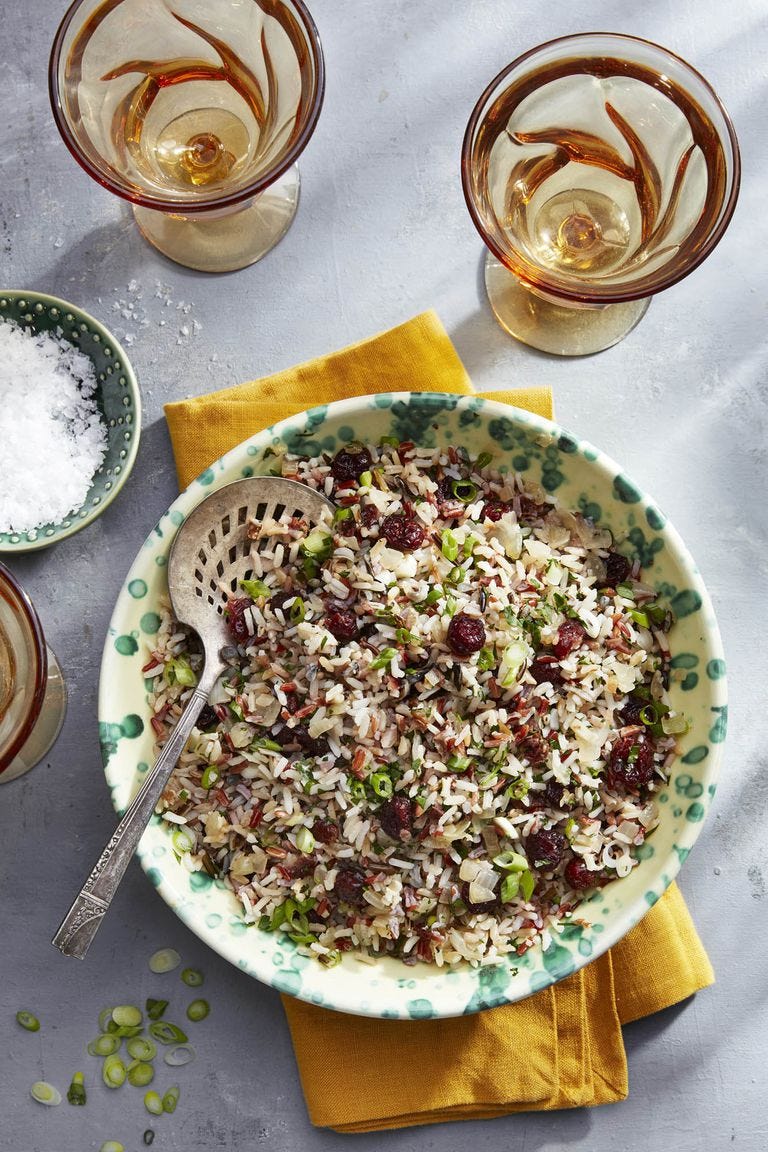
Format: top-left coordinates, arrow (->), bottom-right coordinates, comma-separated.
295,827 -> 314,855
164,1043 -> 195,1067
149,1021 -> 188,1045
145,998 -> 168,1020
171,826 -> 196,854
127,1061 -> 155,1088
15,1010 -> 40,1032
144,1090 -> 164,1116
30,1081 -> 62,1106
112,1005 -> 142,1029
126,1036 -> 157,1062
99,1143 -> 125,1152
102,1056 -> 126,1089
98,1007 -> 115,1032
162,1086 -> 180,1114
186,999 -> 210,1023
180,967 -> 204,988
148,948 -> 181,974
451,479 -> 478,504
88,1034 -> 121,1057
493,850 -> 528,872
67,1072 -> 86,1106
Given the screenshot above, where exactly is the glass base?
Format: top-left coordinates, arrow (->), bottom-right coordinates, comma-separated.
133,164 -> 301,273
485,254 -> 651,356
0,646 -> 67,783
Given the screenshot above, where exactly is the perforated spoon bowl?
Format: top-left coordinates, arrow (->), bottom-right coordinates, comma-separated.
52,477 -> 334,959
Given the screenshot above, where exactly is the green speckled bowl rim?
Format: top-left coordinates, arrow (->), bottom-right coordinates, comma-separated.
99,392 -> 726,1018
0,289 -> 142,553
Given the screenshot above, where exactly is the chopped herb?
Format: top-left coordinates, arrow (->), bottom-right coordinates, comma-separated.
359,470 -> 373,488
371,646 -> 397,670
251,737 -> 283,752
332,506 -> 354,525
290,596 -> 306,623
446,753 -> 471,773
629,608 -> 650,628
627,745 -> 640,764
395,627 -> 422,647
164,655 -> 197,688
239,577 -> 270,599
616,582 -> 635,599
440,529 -> 459,561
476,647 -> 496,672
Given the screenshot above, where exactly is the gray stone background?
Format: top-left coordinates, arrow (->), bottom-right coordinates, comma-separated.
2,1 -> 766,1149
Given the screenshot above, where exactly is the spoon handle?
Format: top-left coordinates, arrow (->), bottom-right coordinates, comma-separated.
52,676 -> 217,960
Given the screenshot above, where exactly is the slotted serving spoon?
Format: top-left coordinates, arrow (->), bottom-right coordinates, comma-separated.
53,477 -> 334,959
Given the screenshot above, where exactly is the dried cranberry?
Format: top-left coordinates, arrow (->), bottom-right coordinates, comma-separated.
334,865 -> 367,906
620,695 -> 645,726
325,605 -> 359,642
269,590 -> 295,614
313,819 -> 339,845
564,856 -> 596,891
447,613 -> 486,657
519,496 -> 547,520
381,513 -> 426,552
330,446 -> 372,482
286,856 -> 316,879
283,692 -> 300,715
482,500 -> 510,522
434,475 -> 455,503
517,730 -> 548,765
225,596 -> 252,644
273,725 -> 330,758
607,731 -> 655,791
196,703 -> 219,731
378,796 -> 413,840
361,504 -> 379,528
603,551 -> 632,587
530,658 -> 562,686
526,827 -> 566,869
553,619 -> 585,660
543,779 -> 566,808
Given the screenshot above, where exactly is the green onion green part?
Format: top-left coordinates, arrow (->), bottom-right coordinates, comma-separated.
88,1034 -> 120,1057
164,654 -> 197,688
493,850 -> 528,872
201,764 -> 221,789
500,873 -> 520,902
451,479 -> 478,503
371,646 -> 397,670
180,967 -> 204,989
440,528 -> 459,562
186,999 -> 210,1023
67,1072 -> 87,1106
30,1081 -> 62,1106
370,771 -> 394,799
171,825 -> 196,854
520,870 -> 535,902
102,1056 -> 126,1089
127,1061 -> 155,1088
146,998 -> 168,1021
358,470 -> 372,488
148,1021 -> 189,1045
475,452 -> 493,469
144,1091 -> 164,1116
15,1010 -> 40,1032
476,647 -> 496,672
295,826 -> 315,854
239,577 -> 270,599
112,1005 -> 142,1029
126,1036 -> 157,1062
148,948 -> 181,974
162,1086 -> 180,1114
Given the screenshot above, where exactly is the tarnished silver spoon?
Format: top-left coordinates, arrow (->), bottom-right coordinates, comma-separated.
52,476 -> 334,959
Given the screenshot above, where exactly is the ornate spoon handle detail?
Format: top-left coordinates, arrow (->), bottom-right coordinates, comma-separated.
52,670 -> 220,960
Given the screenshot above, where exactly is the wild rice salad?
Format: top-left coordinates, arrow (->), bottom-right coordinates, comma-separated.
149,439 -> 685,968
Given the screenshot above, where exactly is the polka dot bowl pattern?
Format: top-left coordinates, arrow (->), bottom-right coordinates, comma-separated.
0,290 -> 141,552
99,392 -> 726,1018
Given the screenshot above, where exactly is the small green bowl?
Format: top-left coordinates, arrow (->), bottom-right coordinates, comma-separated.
0,290 -> 141,552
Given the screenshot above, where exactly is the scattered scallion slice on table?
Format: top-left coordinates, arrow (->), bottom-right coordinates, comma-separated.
88,1034 -> 121,1057
144,1090 -> 164,1116
15,1010 -> 40,1032
102,1055 -> 127,1089
180,968 -> 204,988
146,998 -> 169,1020
112,1005 -> 142,1029
126,1035 -> 157,1061
162,1085 -> 180,1114
127,1060 -> 155,1088
99,1143 -> 125,1152
31,1081 -> 62,1106
164,1044 -> 195,1067
186,999 -> 210,1023
149,948 -> 181,974
67,1071 -> 86,1106
149,1021 -> 188,1045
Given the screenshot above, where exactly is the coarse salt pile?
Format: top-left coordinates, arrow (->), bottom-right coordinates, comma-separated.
0,319 -> 108,534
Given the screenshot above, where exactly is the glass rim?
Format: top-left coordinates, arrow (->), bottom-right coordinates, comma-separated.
48,0 -> 326,215
0,561 -> 48,776
460,31 -> 742,305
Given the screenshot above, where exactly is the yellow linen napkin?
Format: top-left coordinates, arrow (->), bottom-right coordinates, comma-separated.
164,310 -> 714,1132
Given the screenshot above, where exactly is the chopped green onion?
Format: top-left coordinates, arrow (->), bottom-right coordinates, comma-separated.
180,967 -> 204,989
148,948 -> 181,974
451,479 -> 478,503
629,609 -> 650,628
145,999 -> 168,1021
395,626 -> 422,647
126,1036 -> 157,1062
447,565 -> 465,584
113,1023 -> 143,1039
164,1044 -> 195,1067
493,850 -> 528,872
112,1005 -> 142,1029
201,764 -> 221,789
301,527 -> 333,557
477,769 -> 499,789
171,825 -> 196,855
476,647 -> 496,672
88,1034 -> 120,1057
99,1144 -> 125,1152
564,817 -> 578,841
98,1007 -> 114,1032
627,745 -> 640,764
102,1055 -> 126,1089
505,778 -> 530,801
639,704 -> 659,726
127,1061 -> 155,1088
645,602 -> 669,626
318,949 -> 342,968
417,588 -> 442,608
440,528 -> 459,562
520,870 -> 535,901
66,1072 -> 86,1106
662,712 -> 690,736
498,638 -> 530,687
500,873 -> 521,902
143,1132 -> 155,1147
370,771 -> 394,798
144,1091 -> 164,1116
251,737 -> 283,752
295,826 -> 315,854
446,753 -> 471,773
348,777 -> 367,802
475,452 -> 493,469
359,470 -> 372,487
371,646 -> 397,670
15,1009 -> 40,1032
162,1086 -> 180,1114
186,999 -> 210,1023
380,435 -> 400,448
615,582 -> 635,599
31,1081 -> 61,1106
149,1021 -> 188,1045
289,596 -> 306,623
164,655 -> 197,688
463,534 -> 479,557
239,577 -> 270,599
332,506 -> 354,524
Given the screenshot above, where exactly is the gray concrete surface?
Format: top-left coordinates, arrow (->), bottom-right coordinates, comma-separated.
1,1 -> 766,1149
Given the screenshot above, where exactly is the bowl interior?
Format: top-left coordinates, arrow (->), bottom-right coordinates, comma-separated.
0,291 -> 141,552
99,392 -> 726,1018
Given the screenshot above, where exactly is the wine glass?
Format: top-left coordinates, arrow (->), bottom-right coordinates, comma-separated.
0,562 -> 67,784
461,33 -> 740,356
50,0 -> 325,273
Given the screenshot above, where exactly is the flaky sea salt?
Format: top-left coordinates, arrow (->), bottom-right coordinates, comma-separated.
0,319 -> 108,533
